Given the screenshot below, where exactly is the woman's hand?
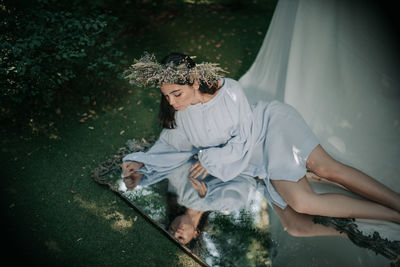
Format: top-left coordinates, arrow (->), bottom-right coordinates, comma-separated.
121,161 -> 144,191
189,178 -> 208,198
121,161 -> 143,178
123,173 -> 143,191
188,155 -> 207,179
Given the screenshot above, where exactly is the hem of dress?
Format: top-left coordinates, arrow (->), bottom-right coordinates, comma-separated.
263,137 -> 320,210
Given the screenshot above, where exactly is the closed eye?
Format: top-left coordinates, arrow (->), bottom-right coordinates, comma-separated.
164,89 -> 181,97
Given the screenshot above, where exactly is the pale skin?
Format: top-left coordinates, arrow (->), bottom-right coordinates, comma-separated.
122,79 -> 400,239
169,163 -> 208,245
120,161 -> 144,190
170,162 -> 208,244
270,144 -> 400,237
121,154 -> 206,245
168,208 -> 204,245
271,203 -> 348,238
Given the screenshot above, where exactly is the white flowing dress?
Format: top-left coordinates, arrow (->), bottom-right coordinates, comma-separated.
166,160 -> 259,214
123,78 -> 319,209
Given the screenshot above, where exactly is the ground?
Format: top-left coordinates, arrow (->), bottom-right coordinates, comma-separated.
1,1 -> 276,265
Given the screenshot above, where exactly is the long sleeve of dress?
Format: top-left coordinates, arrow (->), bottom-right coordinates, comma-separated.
167,161 -> 257,214
200,174 -> 257,214
122,126 -> 197,186
197,83 -> 255,182
176,177 -> 250,214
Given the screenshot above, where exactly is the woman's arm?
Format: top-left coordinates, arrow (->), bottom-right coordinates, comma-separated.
122,126 -> 197,187
184,174 -> 257,213
123,129 -> 195,171
189,178 -> 208,198
121,161 -> 143,178
121,161 -> 144,190
197,82 -> 254,182
188,155 -> 207,179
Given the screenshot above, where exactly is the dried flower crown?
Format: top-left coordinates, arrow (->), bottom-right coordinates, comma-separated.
124,52 -> 227,87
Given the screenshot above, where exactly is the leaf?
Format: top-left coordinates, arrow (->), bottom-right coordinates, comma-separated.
49,134 -> 58,139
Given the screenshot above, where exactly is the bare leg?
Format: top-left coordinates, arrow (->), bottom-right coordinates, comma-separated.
272,204 -> 347,238
271,177 -> 400,223
306,145 -> 400,212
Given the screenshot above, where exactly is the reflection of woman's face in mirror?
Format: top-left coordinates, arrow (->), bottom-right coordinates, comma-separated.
168,214 -> 199,244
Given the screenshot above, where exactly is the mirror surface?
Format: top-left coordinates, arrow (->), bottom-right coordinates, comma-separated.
98,160 -> 272,266
93,142 -> 398,267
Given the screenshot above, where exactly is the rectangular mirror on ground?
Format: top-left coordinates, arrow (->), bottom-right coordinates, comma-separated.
93,139 -> 399,267
92,139 -> 272,267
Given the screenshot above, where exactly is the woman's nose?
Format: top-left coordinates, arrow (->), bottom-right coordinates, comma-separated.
168,96 -> 176,105
174,232 -> 182,239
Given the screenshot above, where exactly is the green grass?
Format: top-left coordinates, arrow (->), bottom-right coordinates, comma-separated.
1,1 -> 276,265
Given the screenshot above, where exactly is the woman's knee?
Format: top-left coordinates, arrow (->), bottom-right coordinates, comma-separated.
275,206 -> 315,237
306,145 -> 342,179
308,163 -> 335,179
284,222 -> 313,237
284,183 -> 319,214
272,177 -> 319,214
287,192 -> 319,214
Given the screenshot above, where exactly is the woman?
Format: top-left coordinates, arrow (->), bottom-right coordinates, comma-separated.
126,157 -> 261,244
122,52 -> 400,237
166,192 -> 208,246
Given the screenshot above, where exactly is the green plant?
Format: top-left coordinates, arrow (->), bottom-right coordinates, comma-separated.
0,0 -> 124,115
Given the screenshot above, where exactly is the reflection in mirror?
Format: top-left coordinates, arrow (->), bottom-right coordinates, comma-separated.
93,140 -> 399,266
94,148 -> 272,266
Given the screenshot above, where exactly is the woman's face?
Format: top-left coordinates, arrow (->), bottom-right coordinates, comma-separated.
168,214 -> 198,244
160,82 -> 199,111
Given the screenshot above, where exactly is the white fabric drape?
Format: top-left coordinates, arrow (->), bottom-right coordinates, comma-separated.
240,0 -> 400,188
239,0 -> 399,265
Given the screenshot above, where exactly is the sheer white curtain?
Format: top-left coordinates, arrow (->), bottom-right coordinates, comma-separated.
239,0 -> 399,265
240,0 -> 400,190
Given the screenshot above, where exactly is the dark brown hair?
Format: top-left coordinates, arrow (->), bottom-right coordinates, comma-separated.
166,192 -> 209,249
159,53 -> 220,129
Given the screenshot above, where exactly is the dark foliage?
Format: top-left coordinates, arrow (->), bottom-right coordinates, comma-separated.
0,0 -> 124,117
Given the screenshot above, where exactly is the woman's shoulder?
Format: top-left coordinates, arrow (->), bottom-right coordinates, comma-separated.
222,78 -> 247,101
223,78 -> 241,89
